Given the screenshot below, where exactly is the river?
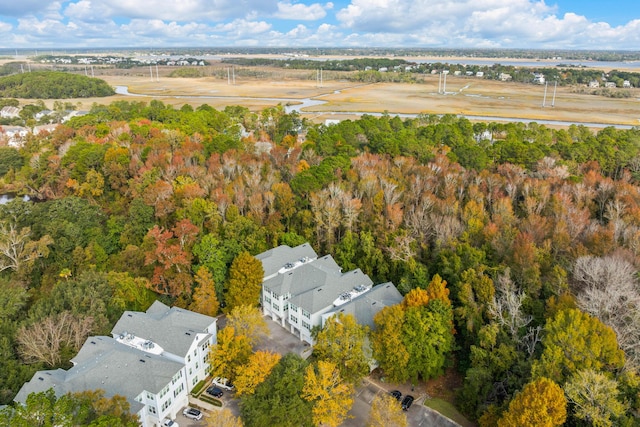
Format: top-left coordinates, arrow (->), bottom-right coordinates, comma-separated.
114,86 -> 637,129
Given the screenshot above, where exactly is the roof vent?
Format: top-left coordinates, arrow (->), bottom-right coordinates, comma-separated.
38,377 -> 44,381
127,314 -> 133,317
185,332 -> 191,336
139,359 -> 146,363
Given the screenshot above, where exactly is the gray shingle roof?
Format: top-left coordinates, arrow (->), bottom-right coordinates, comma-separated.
14,336 -> 184,412
324,282 -> 403,329
111,301 -> 215,357
262,254 -> 342,298
289,268 -> 374,314
256,243 -> 318,279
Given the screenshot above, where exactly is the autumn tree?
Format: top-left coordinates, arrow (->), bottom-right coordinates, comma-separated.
240,353 -> 313,427
16,311 -> 96,367
564,369 -> 627,427
226,305 -> 269,348
367,393 -> 408,427
189,266 -> 219,317
302,360 -> 354,427
497,377 -> 567,427
314,313 -> 371,383
532,309 -> 625,383
234,350 -> 281,396
225,251 -> 264,310
209,326 -> 252,380
0,388 -> 138,427
143,219 -> 198,297
371,304 -> 410,383
206,408 -> 244,427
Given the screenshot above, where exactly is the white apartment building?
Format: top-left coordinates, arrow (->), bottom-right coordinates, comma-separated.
15,302 -> 217,427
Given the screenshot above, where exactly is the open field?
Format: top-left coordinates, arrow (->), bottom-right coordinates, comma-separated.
4,61 -> 640,126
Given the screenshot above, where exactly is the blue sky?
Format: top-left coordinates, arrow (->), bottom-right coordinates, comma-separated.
0,0 -> 638,49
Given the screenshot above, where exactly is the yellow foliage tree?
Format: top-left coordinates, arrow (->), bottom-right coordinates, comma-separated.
367,393 -> 408,427
209,326 -> 252,380
189,266 -> 219,317
226,305 -> 269,348
302,360 -> 354,427
401,287 -> 430,309
497,377 -> 567,427
234,350 -> 281,396
425,273 -> 451,307
371,304 -> 410,383
205,408 -> 243,427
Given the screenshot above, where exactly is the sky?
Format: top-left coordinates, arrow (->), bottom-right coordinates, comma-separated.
0,0 -> 639,50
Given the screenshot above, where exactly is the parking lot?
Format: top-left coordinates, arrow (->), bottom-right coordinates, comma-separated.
173,315 -> 460,427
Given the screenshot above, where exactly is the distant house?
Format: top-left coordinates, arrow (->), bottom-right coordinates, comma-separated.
0,106 -> 20,119
533,73 -> 545,84
476,71 -> 484,78
623,80 -> 632,88
454,70 -> 462,76
499,73 -> 512,81
257,243 -> 401,346
604,82 -> 616,88
0,126 -> 28,147
378,67 -> 388,72
34,110 -> 53,120
465,71 -> 474,76
589,80 -> 600,88
15,302 -> 217,427
33,124 -> 59,135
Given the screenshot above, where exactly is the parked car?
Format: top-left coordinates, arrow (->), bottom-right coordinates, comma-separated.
182,407 -> 203,421
389,390 -> 402,401
162,419 -> 179,427
401,395 -> 414,411
206,386 -> 224,398
212,376 -> 235,391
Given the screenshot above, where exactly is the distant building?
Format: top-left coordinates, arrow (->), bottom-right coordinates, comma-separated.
589,80 -> 600,88
499,73 -> 512,81
454,70 -> 462,76
623,80 -> 632,88
0,106 -> 20,119
476,71 -> 484,78
604,82 -> 617,88
0,126 -> 28,147
533,73 -> 545,84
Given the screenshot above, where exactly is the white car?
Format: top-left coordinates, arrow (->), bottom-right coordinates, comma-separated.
162,419 -> 179,427
182,407 -> 203,421
212,376 -> 235,391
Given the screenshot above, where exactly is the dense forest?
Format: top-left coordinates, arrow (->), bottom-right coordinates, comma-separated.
1,100 -> 640,425
0,71 -> 115,99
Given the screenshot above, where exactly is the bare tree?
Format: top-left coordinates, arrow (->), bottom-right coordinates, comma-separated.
17,311 -> 96,367
488,269 -> 533,343
573,255 -> 640,369
0,221 -> 53,275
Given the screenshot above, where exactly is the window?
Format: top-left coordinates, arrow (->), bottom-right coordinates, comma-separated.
302,309 -> 310,319
273,304 -> 279,311
187,355 -> 191,362
264,296 -> 271,304
161,398 -> 172,411
192,376 -> 198,385
148,406 -> 157,414
146,392 -> 154,400
284,303 -> 288,311
194,349 -> 197,357
196,362 -> 199,369
302,321 -> 311,330
290,315 -> 298,324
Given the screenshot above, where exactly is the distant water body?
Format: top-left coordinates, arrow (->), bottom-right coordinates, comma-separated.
412,59 -> 640,70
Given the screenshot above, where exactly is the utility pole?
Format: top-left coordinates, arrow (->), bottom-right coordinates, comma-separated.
551,80 -> 557,107
150,65 -> 153,81
443,71 -> 447,94
438,72 -> 442,94
156,64 -> 160,82
542,81 -> 548,107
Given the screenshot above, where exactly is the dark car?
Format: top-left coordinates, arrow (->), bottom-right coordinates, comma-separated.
389,390 -> 402,401
401,395 -> 414,411
206,386 -> 223,398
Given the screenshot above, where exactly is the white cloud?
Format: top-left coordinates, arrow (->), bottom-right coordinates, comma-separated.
85,0 -> 279,21
274,2 -> 330,20
335,0 -> 640,48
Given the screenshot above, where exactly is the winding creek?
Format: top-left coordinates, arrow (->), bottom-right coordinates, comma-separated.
114,86 -> 637,129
